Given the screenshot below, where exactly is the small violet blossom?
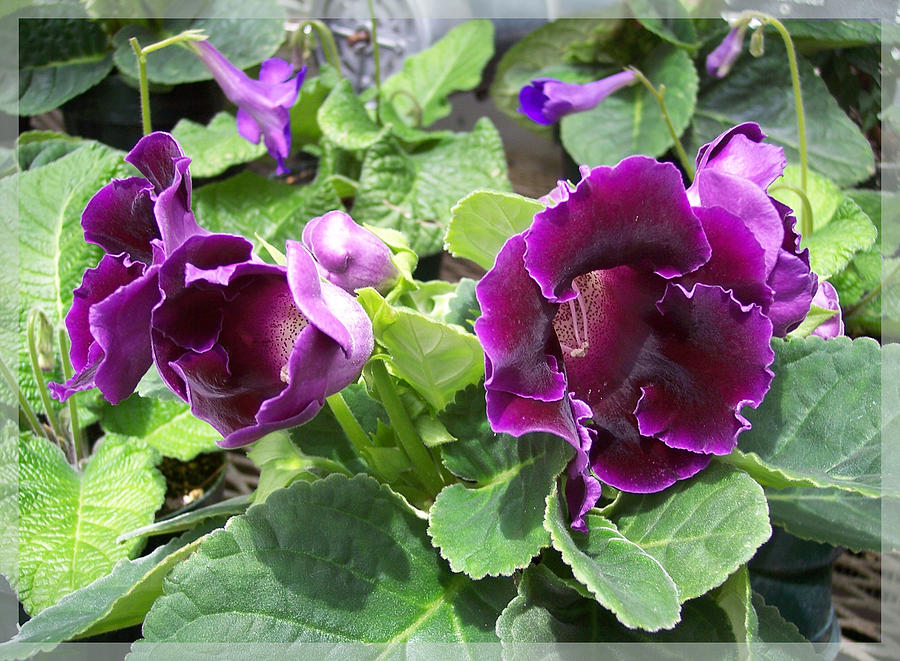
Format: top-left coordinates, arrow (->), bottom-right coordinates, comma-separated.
193,41 -> 305,175
302,210 -> 400,294
518,71 -> 637,125
706,26 -> 746,78
811,281 -> 844,339
50,132 -> 205,404
475,123 -> 816,531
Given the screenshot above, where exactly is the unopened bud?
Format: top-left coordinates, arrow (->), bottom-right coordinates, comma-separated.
749,28 -> 766,57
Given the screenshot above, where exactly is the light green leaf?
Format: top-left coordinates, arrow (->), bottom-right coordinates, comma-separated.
728,336 -> 885,496
290,69 -> 336,148
787,304 -> 837,339
9,433 -> 165,615
382,20 -> 494,127
98,395 -> 220,461
560,45 -> 697,166
352,119 -> 511,256
357,288 -> 484,412
193,170 -> 342,247
0,522 -> 220,650
136,475 -> 515,647
16,131 -> 85,171
12,15 -> 114,116
317,79 -> 387,150
428,388 -> 572,579
112,7 -> 286,85
692,42 -> 875,187
611,463 -> 771,602
117,495 -> 249,543
545,489 -> 681,631
770,165 -> 843,233
802,197 -> 878,280
446,191 -> 542,270
170,112 -> 267,178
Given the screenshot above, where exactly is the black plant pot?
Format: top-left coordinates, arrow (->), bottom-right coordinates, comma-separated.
62,74 -> 225,151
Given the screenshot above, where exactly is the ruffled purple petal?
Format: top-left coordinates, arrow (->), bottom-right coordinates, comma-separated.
525,156 -> 710,302
258,58 -> 293,84
767,250 -> 818,337
811,281 -> 844,338
81,177 -> 158,264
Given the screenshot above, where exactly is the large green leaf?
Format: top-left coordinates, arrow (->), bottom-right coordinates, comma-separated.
428,388 -> 572,579
445,191 -> 542,270
97,395 -> 220,461
13,15 -> 114,116
545,489 -> 681,631
727,336 -> 884,496
629,0 -> 699,50
489,19 -> 618,129
352,119 -> 510,256
193,170 -> 341,247
0,521 -> 220,651
780,19 -> 882,49
9,433 -> 165,615
692,43 -> 875,187
317,78 -> 386,151
357,288 -> 483,412
16,131 -> 85,171
111,7 -> 285,85
135,475 -> 515,648
561,44 -> 697,166
611,463 -> 771,602
170,112 -> 266,178
382,20 -> 494,127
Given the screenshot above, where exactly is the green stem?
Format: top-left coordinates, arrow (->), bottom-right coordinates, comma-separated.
367,0 -> 382,116
27,311 -> 62,443
325,391 -> 373,456
0,353 -> 43,439
368,360 -> 444,495
296,454 -> 353,477
629,68 -> 695,180
57,330 -> 84,463
845,260 -> 900,322
298,20 -> 344,79
129,37 -> 152,136
769,184 -> 814,238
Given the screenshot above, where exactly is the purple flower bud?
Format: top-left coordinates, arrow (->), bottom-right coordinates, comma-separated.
193,41 -> 305,175
518,71 -> 637,125
810,281 -> 844,338
706,26 -> 746,78
301,211 -> 400,294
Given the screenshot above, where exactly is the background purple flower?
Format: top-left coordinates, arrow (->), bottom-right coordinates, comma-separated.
811,281 -> 844,338
193,41 -> 305,175
706,26 -> 746,78
519,71 -> 637,124
475,134 -> 796,531
151,234 -> 374,447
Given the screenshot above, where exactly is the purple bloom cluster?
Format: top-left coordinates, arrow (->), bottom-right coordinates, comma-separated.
475,123 -> 821,531
51,133 -> 382,448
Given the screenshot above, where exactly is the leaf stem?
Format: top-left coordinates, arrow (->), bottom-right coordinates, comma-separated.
57,330 -> 84,463
325,391 -> 373,456
298,20 -> 344,79
129,37 -> 152,136
368,360 -> 444,495
367,0 -> 382,116
769,184 -> 814,238
26,311 -> 63,443
628,68 -> 695,181
0,353 -> 43,439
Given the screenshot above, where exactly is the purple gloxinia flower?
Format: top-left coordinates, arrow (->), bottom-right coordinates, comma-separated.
518,71 -> 637,125
811,281 -> 844,338
706,26 -> 746,78
150,234 -> 374,448
50,132 -> 205,404
301,211 -> 400,294
193,41 -> 305,175
475,124 -> 817,532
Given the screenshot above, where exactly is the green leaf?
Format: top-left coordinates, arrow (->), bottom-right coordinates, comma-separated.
9,433 -> 165,615
290,70 -> 335,148
0,522 -> 221,650
111,7 -> 286,85
136,475 -> 515,647
489,19 -> 618,129
445,191 -> 542,270
16,131 -> 85,171
803,198 -> 878,280
611,463 -> 771,602
560,45 -> 697,166
545,489 -> 681,631
728,336 -> 885,496
193,170 -> 342,247
97,395 -> 221,461
352,119 -> 511,256
428,387 -> 572,578
117,495 -> 249,543
382,20 -> 494,127
629,0 -> 699,49
13,15 -> 114,116
497,563 -> 736,644
170,112 -> 266,178
357,288 -> 484,412
771,165 -> 843,232
781,19 -> 882,49
317,79 -> 387,150
692,43 -> 875,187
751,591 -> 819,650
787,304 -> 837,339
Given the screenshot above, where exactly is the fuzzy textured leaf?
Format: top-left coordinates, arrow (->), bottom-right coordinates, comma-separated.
170,112 -> 266,178
317,79 -> 386,150
16,131 -> 85,171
